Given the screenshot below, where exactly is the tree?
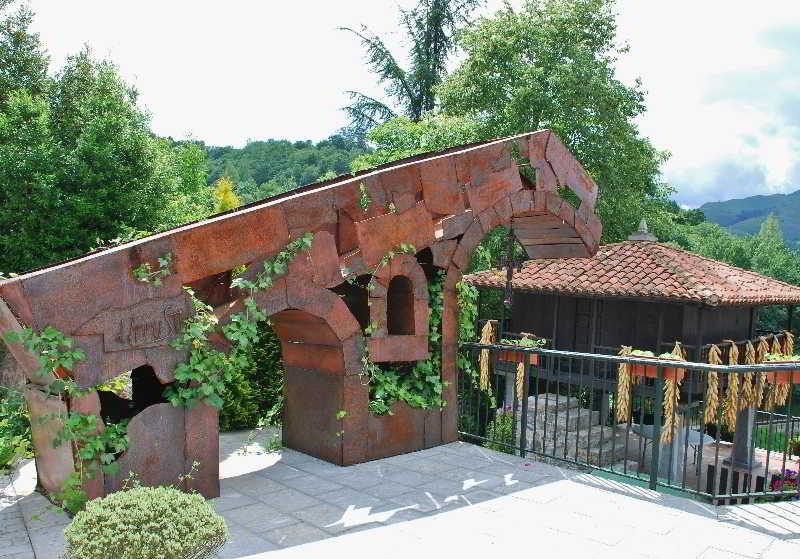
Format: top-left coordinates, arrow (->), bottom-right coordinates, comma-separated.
0,43 -> 210,273
342,0 -> 482,136
0,0 -> 48,110
436,0 -> 669,241
212,176 -> 241,213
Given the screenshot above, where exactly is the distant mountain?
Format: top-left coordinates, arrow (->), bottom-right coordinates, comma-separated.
699,189 -> 800,248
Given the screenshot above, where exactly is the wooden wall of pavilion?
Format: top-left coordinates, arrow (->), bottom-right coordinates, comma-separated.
508,292 -> 754,359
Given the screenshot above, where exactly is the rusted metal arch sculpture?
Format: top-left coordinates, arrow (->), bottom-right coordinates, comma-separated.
0,129 -> 602,500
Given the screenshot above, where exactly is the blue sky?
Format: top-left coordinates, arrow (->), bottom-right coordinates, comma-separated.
27,0 -> 800,207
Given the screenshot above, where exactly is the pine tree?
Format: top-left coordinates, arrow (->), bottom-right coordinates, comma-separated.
341,0 -> 482,136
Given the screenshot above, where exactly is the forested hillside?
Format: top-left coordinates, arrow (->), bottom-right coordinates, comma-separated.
204,136 -> 369,204
700,189 -> 800,248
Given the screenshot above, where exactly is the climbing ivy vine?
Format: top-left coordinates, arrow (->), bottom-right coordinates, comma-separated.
131,253 -> 173,286
2,327 -> 130,513
167,233 -> 314,410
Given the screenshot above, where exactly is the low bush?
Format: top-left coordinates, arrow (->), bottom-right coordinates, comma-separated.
63,486 -> 228,559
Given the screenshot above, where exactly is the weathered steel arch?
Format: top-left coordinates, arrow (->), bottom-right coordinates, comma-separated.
0,130 -> 602,499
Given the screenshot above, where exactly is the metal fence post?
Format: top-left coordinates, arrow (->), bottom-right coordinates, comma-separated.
649,367 -> 664,491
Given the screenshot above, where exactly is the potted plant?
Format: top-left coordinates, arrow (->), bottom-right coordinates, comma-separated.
497,336 -> 546,366
628,349 -> 685,382
763,353 -> 800,384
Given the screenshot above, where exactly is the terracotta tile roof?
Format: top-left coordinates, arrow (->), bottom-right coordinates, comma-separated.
463,241 -> 800,306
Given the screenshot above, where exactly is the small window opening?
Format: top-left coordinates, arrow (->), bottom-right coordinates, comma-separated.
387,276 -> 415,335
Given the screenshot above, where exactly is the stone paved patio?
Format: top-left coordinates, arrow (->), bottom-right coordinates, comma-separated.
1,429 -> 799,558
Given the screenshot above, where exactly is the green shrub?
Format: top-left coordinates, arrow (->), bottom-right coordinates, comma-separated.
63,486 -> 228,559
219,320 -> 284,431
485,409 -> 516,455
0,387 -> 31,471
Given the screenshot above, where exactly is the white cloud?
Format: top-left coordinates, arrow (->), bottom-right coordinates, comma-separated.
615,0 -> 800,206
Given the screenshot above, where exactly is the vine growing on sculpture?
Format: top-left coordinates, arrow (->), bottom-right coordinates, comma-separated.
2,327 -> 130,513
131,253 -> 173,286
167,233 -> 314,410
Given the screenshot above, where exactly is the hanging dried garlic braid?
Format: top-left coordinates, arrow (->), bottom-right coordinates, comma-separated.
745,341 -> 763,408
616,346 -> 633,423
775,330 -> 795,407
478,320 -> 497,391
704,345 -> 722,425
661,342 -> 685,444
722,340 -> 739,432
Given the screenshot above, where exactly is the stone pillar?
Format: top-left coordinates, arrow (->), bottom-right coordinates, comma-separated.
725,407 -> 761,469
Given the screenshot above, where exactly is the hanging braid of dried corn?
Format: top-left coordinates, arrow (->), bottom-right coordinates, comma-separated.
661,342 -> 685,444
616,346 -> 633,423
705,345 -> 722,425
738,341 -> 755,411
722,340 -> 739,432
478,320 -> 497,391
774,335 -> 792,405
771,334 -> 783,355
772,330 -> 797,406
744,341 -> 761,408
759,336 -> 780,411
514,332 -> 532,401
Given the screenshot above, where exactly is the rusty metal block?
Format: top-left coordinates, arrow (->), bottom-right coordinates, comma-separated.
284,365 -> 343,464
367,401 -> 425,461
184,402 -> 220,498
420,156 -> 465,216
430,240 -> 457,269
105,403 -> 186,493
465,166 -> 524,216
25,387 -> 75,496
309,231 -> 343,288
341,375 -> 368,465
174,206 -> 290,283
367,334 -> 429,362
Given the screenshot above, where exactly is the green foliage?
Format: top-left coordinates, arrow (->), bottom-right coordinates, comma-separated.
437,0 -> 669,242
4,325 -> 85,381
131,253 -> 173,287
3,324 -> 130,511
484,410 -> 515,454
206,135 -> 368,203
63,486 -> 228,559
351,114 -> 481,172
358,182 -> 371,211
0,1 -> 49,110
219,321 -> 284,431
165,292 -> 230,409
212,175 -> 241,213
341,0 -> 482,136
0,386 -> 31,472
364,269 -> 447,415
0,43 -> 210,274
172,234 -> 313,413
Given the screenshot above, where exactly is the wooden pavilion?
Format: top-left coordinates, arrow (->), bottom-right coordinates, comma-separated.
464,221 -> 800,360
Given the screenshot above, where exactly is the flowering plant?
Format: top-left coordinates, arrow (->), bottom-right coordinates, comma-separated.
770,469 -> 799,500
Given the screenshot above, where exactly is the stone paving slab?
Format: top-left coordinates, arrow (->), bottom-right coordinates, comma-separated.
1,430 -> 798,558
